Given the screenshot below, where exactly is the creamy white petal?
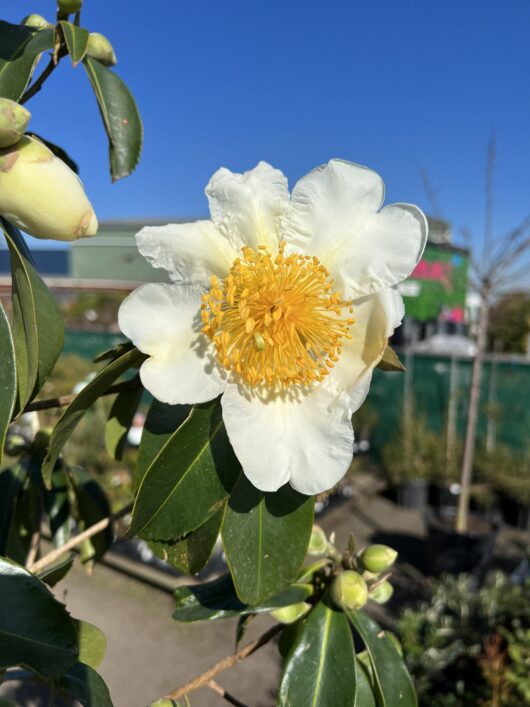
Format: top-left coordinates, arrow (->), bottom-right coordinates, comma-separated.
221,383 -> 354,495
136,220 -> 238,285
331,287 -> 405,397
284,159 -> 427,298
205,161 -> 289,252
118,283 -> 225,404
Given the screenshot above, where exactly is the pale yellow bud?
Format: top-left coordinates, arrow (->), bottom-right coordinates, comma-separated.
0,136 -> 97,241
86,33 -> 117,67
369,580 -> 394,604
270,602 -> 311,624
330,571 -> 368,611
21,14 -> 51,29
57,0 -> 83,14
360,544 -> 398,574
307,524 -> 328,556
0,98 -> 31,148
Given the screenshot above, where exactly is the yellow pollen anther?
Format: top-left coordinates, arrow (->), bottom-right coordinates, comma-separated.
202,243 -> 354,387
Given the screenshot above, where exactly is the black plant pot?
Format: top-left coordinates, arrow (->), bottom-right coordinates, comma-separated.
498,493 -> 530,530
396,479 -> 429,511
425,509 -> 498,580
516,505 -> 530,531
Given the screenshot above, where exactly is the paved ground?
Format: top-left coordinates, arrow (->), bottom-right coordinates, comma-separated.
2,478 -> 528,707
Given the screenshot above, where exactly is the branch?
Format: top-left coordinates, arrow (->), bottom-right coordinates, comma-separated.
164,623 -> 283,702
28,502 -> 133,574
23,377 -> 142,413
207,680 -> 250,707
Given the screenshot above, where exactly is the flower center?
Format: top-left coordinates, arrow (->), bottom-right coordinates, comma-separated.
201,242 -> 354,387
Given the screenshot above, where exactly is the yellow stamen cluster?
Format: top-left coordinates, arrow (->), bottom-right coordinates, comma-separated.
201,242 -> 354,387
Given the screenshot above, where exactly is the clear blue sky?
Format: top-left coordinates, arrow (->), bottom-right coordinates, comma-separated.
5,0 -> 530,248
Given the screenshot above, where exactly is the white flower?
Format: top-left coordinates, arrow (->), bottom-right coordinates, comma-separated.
119,160 -> 427,495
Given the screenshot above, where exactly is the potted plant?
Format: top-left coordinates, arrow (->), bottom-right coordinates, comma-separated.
482,445 -> 530,530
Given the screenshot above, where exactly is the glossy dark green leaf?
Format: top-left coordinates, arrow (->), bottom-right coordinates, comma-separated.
0,21 -> 54,101
83,56 -> 142,181
9,474 -> 41,564
278,599 -> 357,707
59,21 -> 88,66
37,553 -> 74,587
71,468 -> 112,565
105,385 -> 143,461
42,347 -> 144,487
222,476 -> 314,604
75,620 -> 106,670
347,610 -> 417,707
3,220 -> 64,412
354,659 -> 377,707
0,303 -> 16,460
376,345 -> 406,373
0,465 -> 27,556
57,662 -> 113,707
43,461 -> 72,548
173,573 -> 313,623
0,557 -> 77,677
149,507 -> 223,575
129,400 -> 240,542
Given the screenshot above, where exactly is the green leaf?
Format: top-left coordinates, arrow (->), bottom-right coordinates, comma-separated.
93,340 -> 134,364
277,599 -> 357,707
105,385 -> 143,461
42,461 -> 72,548
75,620 -> 106,670
0,303 -> 16,460
376,345 -> 406,373
149,507 -> 223,575
129,399 -> 240,542
173,573 -> 313,622
83,56 -> 143,181
0,466 -> 27,556
0,557 -> 77,677
42,346 -> 144,487
347,610 -> 417,707
57,662 -> 113,707
3,220 -> 64,412
354,659 -> 377,707
59,21 -> 89,67
222,476 -> 314,604
71,468 -> 112,565
37,553 -> 74,587
0,21 -> 54,101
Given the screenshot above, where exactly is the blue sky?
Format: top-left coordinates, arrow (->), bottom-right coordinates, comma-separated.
5,0 -> 530,249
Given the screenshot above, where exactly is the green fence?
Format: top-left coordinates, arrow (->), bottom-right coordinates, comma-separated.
64,330 -> 125,360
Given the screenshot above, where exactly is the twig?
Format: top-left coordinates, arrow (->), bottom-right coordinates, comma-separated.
20,54 -> 62,105
206,680 -> 250,707
23,377 -> 142,413
26,526 -> 41,567
28,502 -> 133,574
164,623 -> 282,701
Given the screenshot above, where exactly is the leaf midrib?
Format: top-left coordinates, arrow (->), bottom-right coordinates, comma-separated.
311,607 -> 332,707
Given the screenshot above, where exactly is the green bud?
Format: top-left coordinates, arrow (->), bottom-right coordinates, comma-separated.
0,136 -> 97,241
4,433 -> 27,456
0,98 -> 31,149
307,524 -> 328,556
330,571 -> 368,611
57,0 -> 83,14
369,580 -> 394,604
270,602 -> 311,625
86,32 -> 117,67
21,14 -> 51,29
360,544 -> 398,574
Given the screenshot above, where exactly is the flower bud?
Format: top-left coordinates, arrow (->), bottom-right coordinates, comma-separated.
369,580 -> 394,605
360,545 -> 397,574
21,14 -> 51,29
86,32 -> 117,66
270,602 -> 311,625
330,571 -> 368,611
0,98 -> 31,149
307,524 -> 328,556
0,136 -> 97,241
57,0 -> 83,14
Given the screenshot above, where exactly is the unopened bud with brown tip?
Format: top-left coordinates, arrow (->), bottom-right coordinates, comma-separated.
307,524 -> 328,556
270,602 -> 311,625
0,98 -> 31,149
360,545 -> 398,574
0,136 -> 97,241
86,33 -> 117,66
369,580 -> 394,605
330,571 -> 368,611
57,0 -> 83,15
21,14 -> 51,29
